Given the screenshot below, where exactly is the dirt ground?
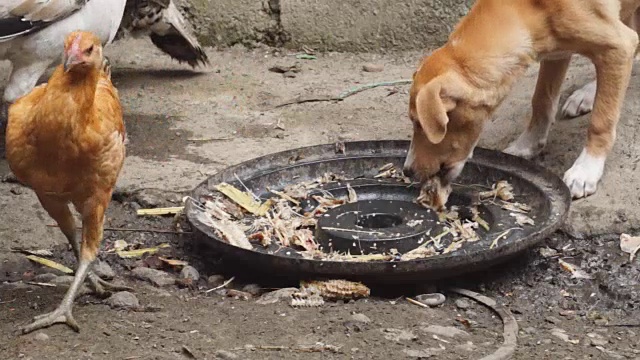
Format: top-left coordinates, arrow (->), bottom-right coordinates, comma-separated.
1,38 -> 640,359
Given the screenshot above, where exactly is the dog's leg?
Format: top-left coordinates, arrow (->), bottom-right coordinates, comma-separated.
561,9 -> 640,119
563,22 -> 638,199
504,57 -> 571,159
561,80 -> 597,118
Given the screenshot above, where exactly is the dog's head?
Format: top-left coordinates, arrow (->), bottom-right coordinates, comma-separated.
404,48 -> 491,192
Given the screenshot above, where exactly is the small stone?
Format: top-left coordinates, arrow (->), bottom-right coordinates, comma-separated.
179,266 -> 200,282
362,63 -> 384,72
455,299 -> 471,309
523,327 -> 537,334
403,348 -> 442,358
10,187 -> 22,195
93,260 -> 115,280
32,273 -> 57,283
465,310 -> 478,318
207,275 -> 225,287
50,276 -> 75,285
33,332 -> 49,341
242,284 -> 262,296
551,328 -> 579,344
542,339 -> 552,345
421,325 -> 470,338
455,341 -> 477,352
382,328 -> 417,342
351,313 -> 371,324
133,189 -> 164,207
594,318 -> 609,326
106,291 -> 139,309
215,350 -> 238,359
256,288 -> 298,305
587,333 -> 609,347
131,267 -> 175,287
546,316 -> 562,325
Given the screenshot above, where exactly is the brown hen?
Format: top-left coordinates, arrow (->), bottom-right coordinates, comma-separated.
6,30 -> 129,334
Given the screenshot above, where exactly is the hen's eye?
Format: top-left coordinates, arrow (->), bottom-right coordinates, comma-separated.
84,45 -> 94,55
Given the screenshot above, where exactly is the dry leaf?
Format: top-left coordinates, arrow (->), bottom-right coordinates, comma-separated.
346,183 -> 357,203
25,255 -> 73,274
619,233 -> 640,262
479,180 -> 514,201
116,244 -> 170,259
511,213 -> 535,226
215,182 -> 273,216
558,259 -> 593,280
20,249 -> 54,257
159,257 -> 189,267
300,279 -> 370,300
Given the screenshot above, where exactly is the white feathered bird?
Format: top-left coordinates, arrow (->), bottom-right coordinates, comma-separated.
0,0 -> 208,105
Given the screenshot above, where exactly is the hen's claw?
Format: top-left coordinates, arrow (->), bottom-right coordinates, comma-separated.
87,273 -> 133,297
21,306 -> 79,334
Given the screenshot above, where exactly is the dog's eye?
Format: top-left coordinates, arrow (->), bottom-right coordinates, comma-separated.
84,45 -> 94,56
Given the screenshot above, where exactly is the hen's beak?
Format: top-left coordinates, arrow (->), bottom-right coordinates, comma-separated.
63,53 -> 80,72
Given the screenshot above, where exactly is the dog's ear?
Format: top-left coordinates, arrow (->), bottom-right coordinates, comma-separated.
415,75 -> 460,144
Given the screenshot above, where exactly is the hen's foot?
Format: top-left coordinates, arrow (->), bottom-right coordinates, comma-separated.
21,305 -> 78,334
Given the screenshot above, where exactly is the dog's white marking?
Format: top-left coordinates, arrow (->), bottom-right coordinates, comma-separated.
404,139 -> 416,172
563,148 -> 605,199
561,81 -> 596,118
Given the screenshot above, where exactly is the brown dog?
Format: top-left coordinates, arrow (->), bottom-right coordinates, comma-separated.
403,0 -> 640,202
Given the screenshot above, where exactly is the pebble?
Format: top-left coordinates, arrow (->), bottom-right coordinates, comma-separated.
455,342 -> 477,352
421,325 -> 470,338
587,333 -> 609,347
93,260 -> 115,280
207,275 -> 225,287
351,313 -> 371,324
215,350 -> 238,359
403,348 -> 442,358
242,284 -> 262,296
523,327 -> 537,334
545,316 -> 562,325
180,266 -> 200,282
255,288 -> 298,305
382,328 -> 417,342
33,332 -> 49,341
133,189 -> 167,208
362,63 -> 384,72
131,267 -> 175,287
106,291 -> 139,309
414,293 -> 446,306
50,276 -> 75,285
455,298 -> 471,309
32,273 -> 58,283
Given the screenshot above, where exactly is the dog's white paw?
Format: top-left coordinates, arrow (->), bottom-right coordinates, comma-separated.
503,132 -> 545,159
561,81 -> 597,118
563,148 -> 605,199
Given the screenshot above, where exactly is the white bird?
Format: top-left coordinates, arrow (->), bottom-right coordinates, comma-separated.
0,0 -> 209,153
1,0 -> 209,103
0,0 -> 127,104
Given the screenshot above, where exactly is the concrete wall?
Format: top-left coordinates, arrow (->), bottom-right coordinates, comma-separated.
180,0 -> 474,52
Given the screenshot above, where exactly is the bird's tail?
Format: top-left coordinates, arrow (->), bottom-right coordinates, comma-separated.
130,0 -> 209,68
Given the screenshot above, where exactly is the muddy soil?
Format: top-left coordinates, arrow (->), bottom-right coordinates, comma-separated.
1,38 -> 640,359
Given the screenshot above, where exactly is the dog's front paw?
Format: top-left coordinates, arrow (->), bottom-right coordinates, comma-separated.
561,81 -> 596,118
503,133 -> 545,160
563,149 -> 605,199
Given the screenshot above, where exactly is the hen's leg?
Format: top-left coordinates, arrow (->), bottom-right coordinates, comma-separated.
41,195 -> 131,297
22,194 -> 109,333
